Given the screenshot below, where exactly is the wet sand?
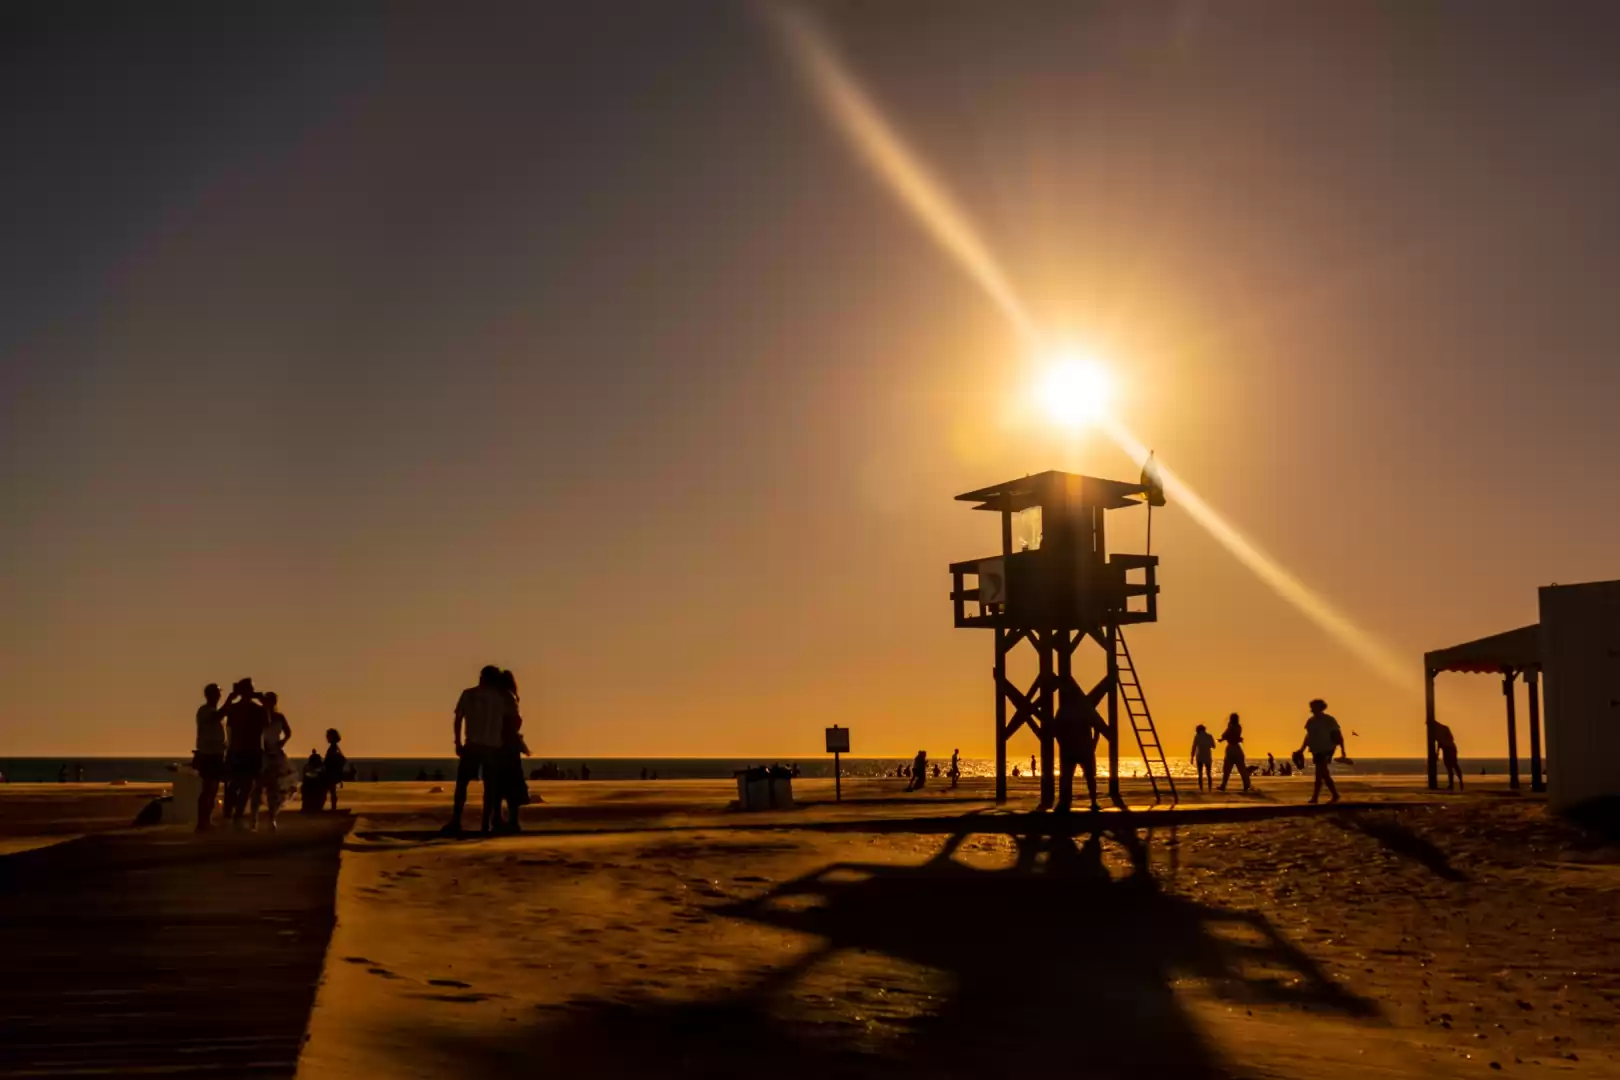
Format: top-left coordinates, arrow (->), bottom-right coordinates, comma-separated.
4,776 -> 1618,1078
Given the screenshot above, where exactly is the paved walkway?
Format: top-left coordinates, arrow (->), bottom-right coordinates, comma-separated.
0,815 -> 351,1078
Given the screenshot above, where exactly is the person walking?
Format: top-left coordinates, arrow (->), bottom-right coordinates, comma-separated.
252,691 -> 292,831
443,665 -> 514,837
1217,713 -> 1250,793
1433,720 -> 1464,790
948,748 -> 961,788
1190,724 -> 1216,791
1299,699 -> 1345,804
192,683 -> 228,831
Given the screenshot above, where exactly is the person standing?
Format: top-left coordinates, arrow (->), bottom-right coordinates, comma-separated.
495,669 -> 530,833
193,683 -> 228,831
907,749 -> 929,791
1433,720 -> 1464,790
321,729 -> 347,811
1190,724 -> 1216,791
948,748 -> 961,788
253,691 -> 292,831
1051,676 -> 1102,814
1217,713 -> 1250,793
1299,699 -> 1344,805
222,678 -> 269,829
443,665 -> 514,837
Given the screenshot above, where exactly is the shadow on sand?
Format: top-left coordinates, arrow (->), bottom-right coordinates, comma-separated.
405,819 -> 1380,1079
1331,810 -> 1469,882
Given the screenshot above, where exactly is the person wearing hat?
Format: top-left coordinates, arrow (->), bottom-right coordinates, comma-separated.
222,677 -> 270,829
1297,699 -> 1345,805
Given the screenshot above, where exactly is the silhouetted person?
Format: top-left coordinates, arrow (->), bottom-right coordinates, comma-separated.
496,669 -> 530,833
641,766 -> 649,781
192,683 -> 228,831
252,691 -> 292,831
300,750 -> 324,812
444,665 -> 512,837
1190,724 -> 1215,791
948,748 -> 961,788
222,678 -> 269,829
1051,678 -> 1102,814
1299,699 -> 1344,805
1218,713 -> 1250,793
581,763 -> 591,781
1434,721 -> 1464,790
1266,752 -> 1277,776
322,729 -> 346,811
907,750 -> 928,791
1030,753 -> 1037,779
1011,764 -> 1021,779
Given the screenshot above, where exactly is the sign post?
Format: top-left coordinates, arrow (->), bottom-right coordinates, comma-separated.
825,725 -> 850,802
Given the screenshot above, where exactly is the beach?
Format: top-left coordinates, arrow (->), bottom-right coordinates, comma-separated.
3,775 -> 1618,1078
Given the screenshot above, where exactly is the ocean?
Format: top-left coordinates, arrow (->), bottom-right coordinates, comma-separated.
0,755 -> 1519,785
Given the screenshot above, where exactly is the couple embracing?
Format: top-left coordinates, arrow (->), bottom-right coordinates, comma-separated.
442,665 -> 531,837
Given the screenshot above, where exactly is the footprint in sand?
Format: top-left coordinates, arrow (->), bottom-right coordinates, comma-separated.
342,957 -> 373,965
428,979 -> 472,988
367,967 -> 401,979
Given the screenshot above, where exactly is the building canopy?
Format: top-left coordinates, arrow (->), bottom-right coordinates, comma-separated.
1424,624 -> 1540,675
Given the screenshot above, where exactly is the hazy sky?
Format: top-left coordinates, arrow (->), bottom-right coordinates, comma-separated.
4,1 -> 1618,760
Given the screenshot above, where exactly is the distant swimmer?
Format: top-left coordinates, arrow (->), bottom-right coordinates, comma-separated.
1190,724 -> 1216,791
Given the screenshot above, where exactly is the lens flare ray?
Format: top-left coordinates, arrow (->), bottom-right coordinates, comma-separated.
770,3 -> 1417,695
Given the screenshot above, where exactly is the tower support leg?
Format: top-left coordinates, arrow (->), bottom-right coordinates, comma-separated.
1106,625 -> 1121,804
1038,631 -> 1055,810
994,632 -> 1008,803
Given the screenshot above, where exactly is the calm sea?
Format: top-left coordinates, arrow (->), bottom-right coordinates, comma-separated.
0,756 -> 1516,785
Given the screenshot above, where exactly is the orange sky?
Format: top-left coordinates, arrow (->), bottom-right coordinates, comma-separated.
3,3 -> 1618,761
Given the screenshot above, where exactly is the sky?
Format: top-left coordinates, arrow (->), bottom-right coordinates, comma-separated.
3,1 -> 1619,761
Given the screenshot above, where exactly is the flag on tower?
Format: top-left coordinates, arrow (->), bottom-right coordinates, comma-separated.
1141,451 -> 1166,507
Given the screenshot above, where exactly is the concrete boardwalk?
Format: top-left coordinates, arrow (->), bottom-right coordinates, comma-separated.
0,815 -> 351,1079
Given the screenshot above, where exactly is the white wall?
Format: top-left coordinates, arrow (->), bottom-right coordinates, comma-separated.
1540,580 -> 1620,810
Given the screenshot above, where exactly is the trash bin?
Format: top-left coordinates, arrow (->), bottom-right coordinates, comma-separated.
169,767 -> 201,827
735,769 -> 771,810
768,776 -> 794,808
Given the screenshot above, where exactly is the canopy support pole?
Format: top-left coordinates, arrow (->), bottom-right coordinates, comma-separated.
1503,669 -> 1520,792
1527,666 -> 1544,793
1424,667 -> 1438,790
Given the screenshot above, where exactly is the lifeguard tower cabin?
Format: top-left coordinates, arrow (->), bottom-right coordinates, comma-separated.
949,470 -> 1173,805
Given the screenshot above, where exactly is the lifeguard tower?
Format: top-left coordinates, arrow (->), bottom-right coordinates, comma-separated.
949,471 -> 1173,805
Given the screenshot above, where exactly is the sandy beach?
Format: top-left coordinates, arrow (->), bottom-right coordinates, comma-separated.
3,776 -> 1618,1079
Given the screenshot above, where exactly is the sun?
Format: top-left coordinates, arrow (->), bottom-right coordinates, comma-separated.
1036,351 -> 1113,428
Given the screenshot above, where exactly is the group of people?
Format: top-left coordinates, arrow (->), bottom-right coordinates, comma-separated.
1189,699 -> 1351,804
192,678 -> 346,832
442,665 -> 531,837
896,749 -> 964,790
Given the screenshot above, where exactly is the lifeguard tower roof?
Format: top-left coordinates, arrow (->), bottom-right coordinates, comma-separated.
954,470 -> 1149,513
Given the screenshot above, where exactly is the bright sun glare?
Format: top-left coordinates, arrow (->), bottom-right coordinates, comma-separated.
1036,353 -> 1113,428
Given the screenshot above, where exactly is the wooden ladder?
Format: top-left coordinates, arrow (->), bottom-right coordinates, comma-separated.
1115,628 -> 1177,802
